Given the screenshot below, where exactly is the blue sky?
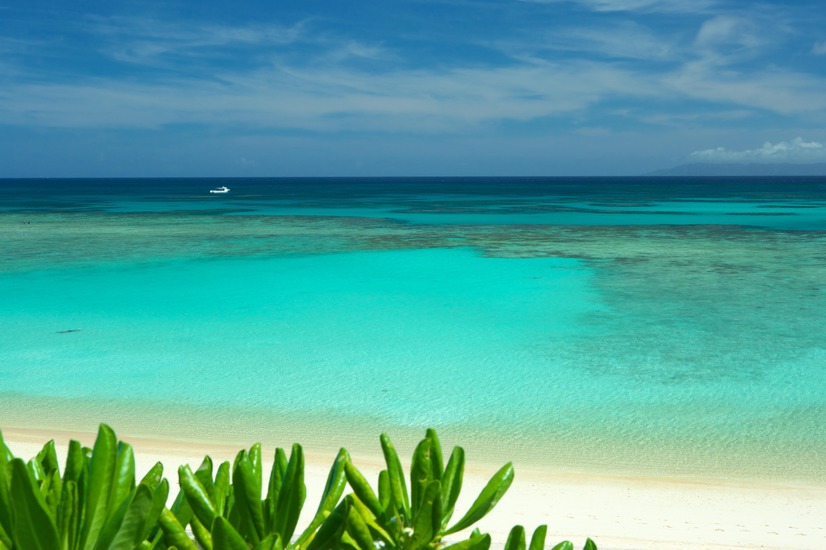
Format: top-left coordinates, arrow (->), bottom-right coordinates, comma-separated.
1,0 -> 826,176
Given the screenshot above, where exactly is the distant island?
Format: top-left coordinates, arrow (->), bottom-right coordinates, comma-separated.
646,163 -> 826,177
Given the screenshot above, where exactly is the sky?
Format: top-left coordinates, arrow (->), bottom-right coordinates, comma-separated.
1,0 -> 826,177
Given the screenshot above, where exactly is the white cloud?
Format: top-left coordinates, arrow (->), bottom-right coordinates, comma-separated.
90,15 -> 305,47
323,41 -> 390,63
534,21 -> 676,60
87,15 -> 307,65
518,0 -> 714,13
664,59 -> 826,115
640,109 -> 753,126
695,16 -> 759,49
4,41 -> 826,137
3,10 -> 826,137
0,58 -> 660,134
690,138 -> 826,163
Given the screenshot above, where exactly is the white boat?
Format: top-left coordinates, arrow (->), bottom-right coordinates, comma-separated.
209,186 -> 230,194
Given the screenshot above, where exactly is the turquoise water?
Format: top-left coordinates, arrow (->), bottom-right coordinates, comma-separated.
1,178 -> 825,482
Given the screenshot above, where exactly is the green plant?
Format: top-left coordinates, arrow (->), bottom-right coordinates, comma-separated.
503,525 -> 597,550
341,428 -> 514,550
0,424 -> 169,550
162,442 -> 350,550
1,425 -> 598,550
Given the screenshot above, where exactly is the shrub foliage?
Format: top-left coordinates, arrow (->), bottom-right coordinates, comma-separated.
0,424 -> 596,550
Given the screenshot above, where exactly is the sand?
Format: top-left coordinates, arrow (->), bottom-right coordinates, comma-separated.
3,426 -> 825,550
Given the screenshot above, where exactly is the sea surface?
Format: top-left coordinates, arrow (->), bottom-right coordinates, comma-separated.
1,177 -> 825,482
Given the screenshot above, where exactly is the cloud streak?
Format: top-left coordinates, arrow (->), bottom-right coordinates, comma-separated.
694,15 -> 760,50
2,1 -> 826,177
518,0 -> 715,13
524,21 -> 677,61
87,15 -> 309,66
3,35 -> 826,137
0,60 -> 656,133
690,138 -> 826,163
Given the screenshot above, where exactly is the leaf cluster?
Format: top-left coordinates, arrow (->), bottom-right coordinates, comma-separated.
341,428 -> 513,550
0,424 -> 597,550
0,424 -> 168,550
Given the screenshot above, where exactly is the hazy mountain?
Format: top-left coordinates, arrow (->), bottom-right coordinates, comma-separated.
646,163 -> 826,177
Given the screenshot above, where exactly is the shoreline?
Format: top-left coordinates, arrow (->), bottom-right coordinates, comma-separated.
3,424 -> 826,550
1,393 -> 823,486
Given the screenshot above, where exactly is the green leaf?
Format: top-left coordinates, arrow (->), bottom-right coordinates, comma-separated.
377,470 -> 391,514
504,525 -> 526,550
295,449 -> 349,547
142,478 -> 169,543
409,481 -> 442,548
58,480 -> 80,550
317,448 -> 348,515
425,429 -> 444,481
194,456 -> 216,501
441,531 -> 491,550
304,499 -> 349,550
0,523 -> 12,550
343,461 -> 382,518
214,461 -> 231,517
0,434 -> 13,543
380,433 -> 410,521
179,464 -> 218,530
439,447 -> 465,529
26,457 -> 45,484
107,482 -> 153,550
264,447 -> 287,533
249,444 -> 263,501
81,424 -> 119,550
267,447 -> 288,507
257,533 -> 283,550
443,462 -> 514,536
343,498 -> 375,550
213,516 -> 250,550
410,437 -> 432,518
8,458 -> 61,550
529,525 -> 547,550
338,531 -> 361,550
583,538 -> 597,550
109,442 -> 137,517
234,452 -> 265,543
272,443 -> 306,542
64,439 -> 85,484
36,440 -> 60,477
93,486 -> 136,550
347,496 -> 393,547
0,431 -> 12,462
190,517 -> 213,550
139,462 -> 164,492
550,542 -> 573,550
158,507 -> 199,550
41,469 -> 62,521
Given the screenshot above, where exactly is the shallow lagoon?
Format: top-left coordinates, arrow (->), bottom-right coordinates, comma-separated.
1,177 -> 825,481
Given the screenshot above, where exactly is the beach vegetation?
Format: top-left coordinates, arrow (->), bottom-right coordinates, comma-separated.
163,442 -> 350,550
0,425 -> 596,550
0,424 -> 168,550
340,429 -> 513,550
503,524 -> 597,550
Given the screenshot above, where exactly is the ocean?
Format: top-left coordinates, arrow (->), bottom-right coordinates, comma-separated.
1,177 -> 825,482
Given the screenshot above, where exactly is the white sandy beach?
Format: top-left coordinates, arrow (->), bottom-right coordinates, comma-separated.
4,427 -> 825,550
